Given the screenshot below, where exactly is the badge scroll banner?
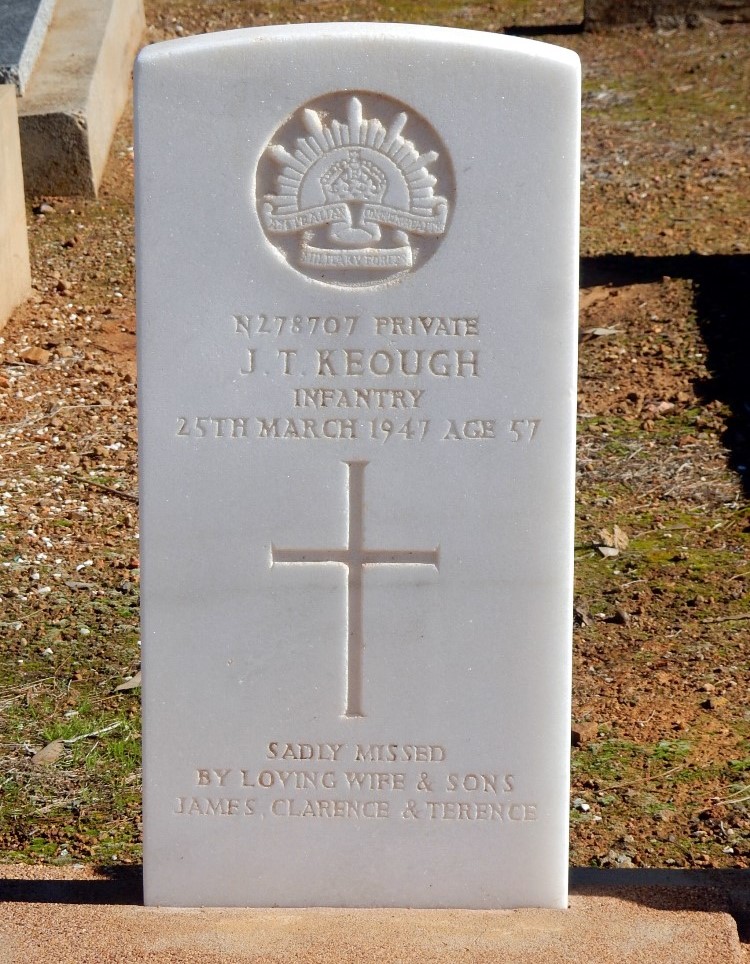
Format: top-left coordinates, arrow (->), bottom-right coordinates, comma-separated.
299,241 -> 413,269
262,201 -> 447,237
361,203 -> 447,235
262,203 -> 349,234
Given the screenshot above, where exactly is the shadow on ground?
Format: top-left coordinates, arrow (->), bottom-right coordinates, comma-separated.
0,865 -> 142,905
503,22 -> 584,36
581,253 -> 750,497
572,866 -> 750,942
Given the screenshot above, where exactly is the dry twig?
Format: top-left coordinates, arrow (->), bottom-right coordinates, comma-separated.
64,473 -> 138,503
701,613 -> 750,624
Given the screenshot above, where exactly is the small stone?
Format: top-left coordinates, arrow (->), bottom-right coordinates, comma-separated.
613,608 -> 631,626
32,740 -> 65,766
701,696 -> 728,710
571,722 -> 599,746
19,346 -> 52,365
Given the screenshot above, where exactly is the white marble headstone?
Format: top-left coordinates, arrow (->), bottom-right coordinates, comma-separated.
136,23 -> 580,909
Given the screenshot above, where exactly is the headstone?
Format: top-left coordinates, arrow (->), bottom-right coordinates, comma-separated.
0,87 -> 31,330
0,0 -> 57,94
136,23 -> 580,909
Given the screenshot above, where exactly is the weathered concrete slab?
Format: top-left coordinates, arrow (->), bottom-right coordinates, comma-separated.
0,87 -> 31,332
18,0 -> 144,197
585,0 -> 750,27
0,0 -> 57,93
0,865 -> 745,963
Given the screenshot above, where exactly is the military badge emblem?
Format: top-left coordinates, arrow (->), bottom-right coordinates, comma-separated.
257,92 -> 452,286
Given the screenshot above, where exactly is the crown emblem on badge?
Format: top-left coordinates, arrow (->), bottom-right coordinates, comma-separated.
261,96 -> 449,281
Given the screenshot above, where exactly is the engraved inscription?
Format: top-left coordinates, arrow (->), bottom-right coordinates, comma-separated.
170,742 -> 537,828
271,799 -> 390,818
174,797 -> 256,816
257,93 -> 454,287
294,388 -> 426,409
234,313 -> 361,336
176,304 -> 548,445
233,313 -> 477,338
176,415 -> 539,442
313,348 -> 479,377
271,461 -> 439,718
257,417 -> 358,439
353,743 -> 445,762
266,742 -> 345,760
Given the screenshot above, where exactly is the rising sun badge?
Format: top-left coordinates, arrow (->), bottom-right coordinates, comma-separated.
257,92 -> 452,286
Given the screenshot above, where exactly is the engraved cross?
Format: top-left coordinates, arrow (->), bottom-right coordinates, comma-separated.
272,461 -> 439,718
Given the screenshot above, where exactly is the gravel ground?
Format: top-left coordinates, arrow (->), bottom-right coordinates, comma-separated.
0,0 -> 747,877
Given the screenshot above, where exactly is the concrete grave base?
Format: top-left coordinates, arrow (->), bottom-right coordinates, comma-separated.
0,865 -> 747,963
17,0 -> 144,197
0,87 -> 31,331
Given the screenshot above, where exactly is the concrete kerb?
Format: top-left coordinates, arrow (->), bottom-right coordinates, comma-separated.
17,0 -> 144,197
0,864 -> 747,963
0,87 -> 31,331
